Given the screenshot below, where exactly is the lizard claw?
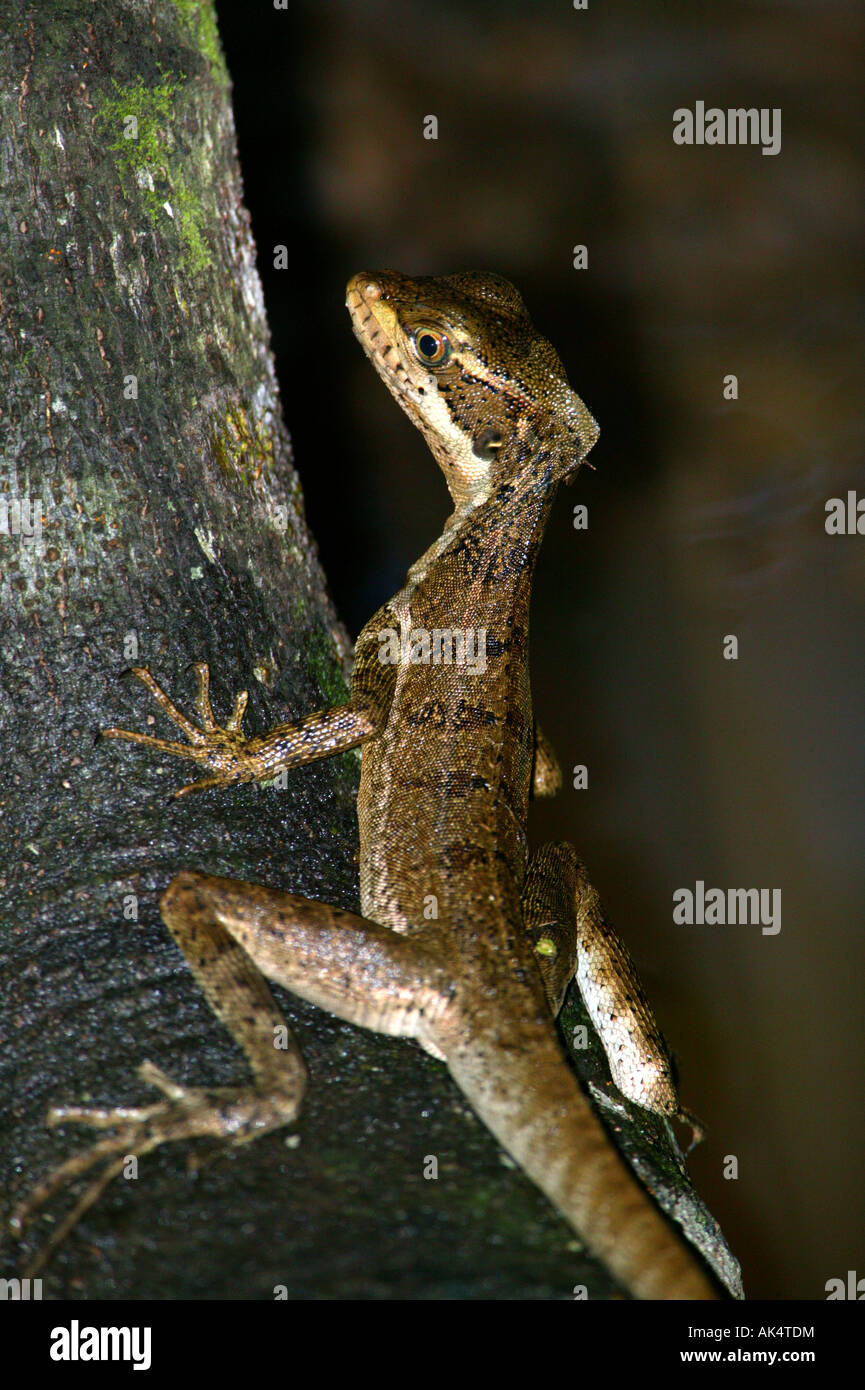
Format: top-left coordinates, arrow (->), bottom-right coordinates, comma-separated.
11,1062 -> 303,1276
100,664 -> 259,792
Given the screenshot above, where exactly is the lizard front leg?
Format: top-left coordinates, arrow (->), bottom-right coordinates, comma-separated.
101,662 -> 376,794
14,873 -> 450,1271
522,841 -> 701,1134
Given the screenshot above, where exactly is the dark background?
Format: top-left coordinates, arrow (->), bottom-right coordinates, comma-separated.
214,0 -> 863,1299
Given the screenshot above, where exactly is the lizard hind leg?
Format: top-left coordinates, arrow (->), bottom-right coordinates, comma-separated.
13,871 -> 450,1272
522,842 -> 693,1128
11,874 -> 310,1273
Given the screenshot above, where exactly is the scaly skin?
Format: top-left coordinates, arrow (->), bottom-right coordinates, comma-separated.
13,271 -> 719,1298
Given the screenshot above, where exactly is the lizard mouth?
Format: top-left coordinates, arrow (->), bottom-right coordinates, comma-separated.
346,274 -> 421,402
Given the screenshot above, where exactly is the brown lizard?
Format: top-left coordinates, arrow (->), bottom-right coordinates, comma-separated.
14,270 -> 719,1299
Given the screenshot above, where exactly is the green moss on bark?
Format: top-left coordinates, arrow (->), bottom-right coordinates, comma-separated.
95,76 -> 213,273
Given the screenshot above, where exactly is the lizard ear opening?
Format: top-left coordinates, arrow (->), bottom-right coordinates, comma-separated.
473,426 -> 503,462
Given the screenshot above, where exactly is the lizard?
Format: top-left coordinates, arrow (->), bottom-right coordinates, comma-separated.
13,270 -> 719,1299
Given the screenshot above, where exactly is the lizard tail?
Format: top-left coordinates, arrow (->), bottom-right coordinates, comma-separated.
445,1027 -> 719,1300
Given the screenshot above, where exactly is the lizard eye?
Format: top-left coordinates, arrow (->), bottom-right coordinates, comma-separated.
411,326 -> 450,367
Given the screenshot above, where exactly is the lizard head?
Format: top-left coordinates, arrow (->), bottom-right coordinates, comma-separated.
346,270 -> 599,512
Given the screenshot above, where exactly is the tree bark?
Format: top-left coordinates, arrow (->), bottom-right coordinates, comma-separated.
0,0 -> 739,1298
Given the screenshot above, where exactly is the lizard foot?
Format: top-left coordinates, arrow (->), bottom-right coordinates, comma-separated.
101,663 -> 258,796
10,1060 -> 303,1276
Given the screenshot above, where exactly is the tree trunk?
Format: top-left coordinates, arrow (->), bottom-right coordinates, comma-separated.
0,0 -> 739,1298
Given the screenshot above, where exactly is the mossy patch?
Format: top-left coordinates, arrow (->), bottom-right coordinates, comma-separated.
210,404 -> 276,486
174,0 -> 226,78
95,75 -> 213,274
